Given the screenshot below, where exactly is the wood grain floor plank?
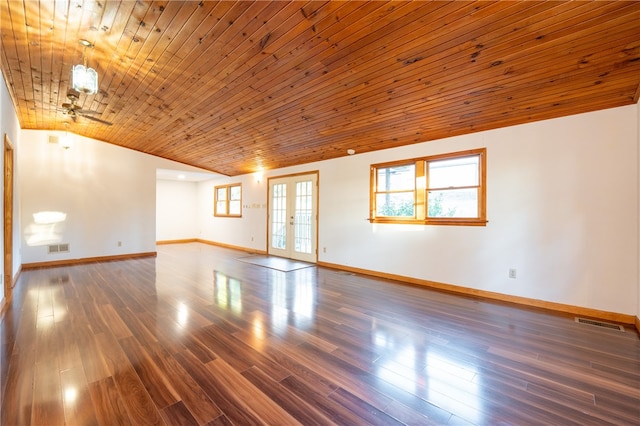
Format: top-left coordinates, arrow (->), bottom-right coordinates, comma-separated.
1,352 -> 35,426
31,358 -> 64,426
93,330 -> 167,424
201,323 -> 291,380
241,365 -> 334,426
60,366 -> 100,426
207,356 -> 302,425
280,373 -> 388,425
117,306 -> 159,347
173,349 -> 265,425
204,414 -> 234,426
233,329 -> 339,397
97,303 -> 133,340
328,387 -> 406,426
88,377 -> 133,426
112,366 -> 165,426
118,336 -> 180,410
136,312 -> 189,355
146,342 -> 222,425
160,401 -> 199,426
2,243 -> 639,425
271,338 -> 398,413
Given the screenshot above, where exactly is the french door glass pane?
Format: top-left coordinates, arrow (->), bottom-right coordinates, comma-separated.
294,181 -> 312,254
271,183 -> 287,249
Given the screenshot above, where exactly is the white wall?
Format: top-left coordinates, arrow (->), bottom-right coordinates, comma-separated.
197,174 -> 267,250
0,70 -> 21,304
156,179 -> 198,241
19,130 -> 162,263
334,107 -> 638,315
200,105 -> 639,317
19,130 -> 208,264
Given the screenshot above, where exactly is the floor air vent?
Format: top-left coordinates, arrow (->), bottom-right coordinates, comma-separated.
575,317 -> 624,332
48,243 -> 70,254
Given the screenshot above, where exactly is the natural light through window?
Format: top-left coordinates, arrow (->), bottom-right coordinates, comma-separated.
370,148 -> 486,226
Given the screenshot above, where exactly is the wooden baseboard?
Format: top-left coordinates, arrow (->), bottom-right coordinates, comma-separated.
22,252 -> 157,270
12,265 -> 21,287
318,261 -> 637,326
156,238 -> 262,254
0,266 -> 21,322
195,238 -> 267,255
156,239 -> 198,245
0,294 -> 9,322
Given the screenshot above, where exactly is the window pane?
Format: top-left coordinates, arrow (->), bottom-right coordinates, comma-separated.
376,192 -> 415,217
229,200 -> 241,215
429,156 -> 479,189
230,185 -> 241,201
428,188 -> 478,218
377,164 -> 415,191
217,187 -> 227,200
216,200 -> 227,215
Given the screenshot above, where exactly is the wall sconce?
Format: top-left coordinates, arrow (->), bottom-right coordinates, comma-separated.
255,169 -> 264,184
59,122 -> 72,149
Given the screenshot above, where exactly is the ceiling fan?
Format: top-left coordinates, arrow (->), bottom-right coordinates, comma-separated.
60,88 -> 113,126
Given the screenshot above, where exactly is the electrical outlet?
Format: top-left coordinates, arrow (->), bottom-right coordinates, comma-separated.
509,268 -> 517,279
117,241 -> 122,247
323,247 -> 327,253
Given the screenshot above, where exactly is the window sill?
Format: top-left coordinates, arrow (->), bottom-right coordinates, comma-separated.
368,218 -> 488,226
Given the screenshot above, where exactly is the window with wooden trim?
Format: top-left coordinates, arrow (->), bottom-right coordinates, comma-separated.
214,183 -> 242,217
370,148 -> 486,226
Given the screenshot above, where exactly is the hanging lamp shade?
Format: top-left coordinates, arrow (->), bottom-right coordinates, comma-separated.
71,64 -> 98,95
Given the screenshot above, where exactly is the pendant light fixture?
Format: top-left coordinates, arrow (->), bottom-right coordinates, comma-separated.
71,39 -> 98,95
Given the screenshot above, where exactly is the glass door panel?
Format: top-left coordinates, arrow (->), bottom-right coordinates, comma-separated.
268,173 -> 317,262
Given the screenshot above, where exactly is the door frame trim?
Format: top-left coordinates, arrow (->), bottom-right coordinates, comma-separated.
266,171 -> 319,262
4,134 -> 14,301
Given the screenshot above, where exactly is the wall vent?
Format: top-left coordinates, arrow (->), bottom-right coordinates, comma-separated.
48,135 -> 59,144
575,317 -> 624,332
48,243 -> 70,254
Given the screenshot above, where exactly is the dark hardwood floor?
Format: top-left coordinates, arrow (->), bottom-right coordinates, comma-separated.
1,243 -> 639,425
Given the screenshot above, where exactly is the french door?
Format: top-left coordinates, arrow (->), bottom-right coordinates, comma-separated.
268,173 -> 318,262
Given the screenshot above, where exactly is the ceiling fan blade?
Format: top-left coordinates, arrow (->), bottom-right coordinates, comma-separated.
75,109 -> 99,115
80,114 -> 113,126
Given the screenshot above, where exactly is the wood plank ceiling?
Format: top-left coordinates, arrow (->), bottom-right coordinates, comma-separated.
1,1 -> 640,176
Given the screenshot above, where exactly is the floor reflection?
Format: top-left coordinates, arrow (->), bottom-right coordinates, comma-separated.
269,268 -> 317,335
213,270 -> 242,315
374,331 -> 484,424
